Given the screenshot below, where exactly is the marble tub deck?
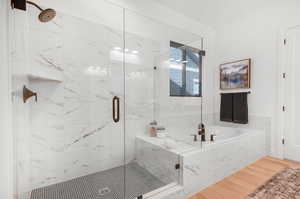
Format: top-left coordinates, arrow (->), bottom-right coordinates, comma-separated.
136,128 -> 267,198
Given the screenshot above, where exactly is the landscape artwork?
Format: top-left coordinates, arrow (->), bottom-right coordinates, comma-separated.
220,59 -> 251,90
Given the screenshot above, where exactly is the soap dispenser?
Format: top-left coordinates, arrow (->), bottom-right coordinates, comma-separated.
149,120 -> 157,137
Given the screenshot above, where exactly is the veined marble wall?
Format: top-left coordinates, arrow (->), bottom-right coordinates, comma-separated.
28,8 -> 124,189
26,6 -> 161,190
15,3 -> 210,195
125,10 -> 214,140
154,45 -> 214,138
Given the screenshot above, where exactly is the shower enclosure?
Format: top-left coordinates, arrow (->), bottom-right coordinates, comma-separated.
11,1 -> 204,199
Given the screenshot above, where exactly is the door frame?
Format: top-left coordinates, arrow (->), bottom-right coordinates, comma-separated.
277,24 -> 300,160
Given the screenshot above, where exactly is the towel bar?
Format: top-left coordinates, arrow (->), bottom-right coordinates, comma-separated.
220,91 -> 251,95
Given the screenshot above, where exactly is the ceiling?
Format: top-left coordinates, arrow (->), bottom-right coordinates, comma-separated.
152,0 -> 220,27
152,0 -> 281,28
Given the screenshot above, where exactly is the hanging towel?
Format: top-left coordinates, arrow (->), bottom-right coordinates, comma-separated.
220,93 -> 233,122
233,92 -> 248,124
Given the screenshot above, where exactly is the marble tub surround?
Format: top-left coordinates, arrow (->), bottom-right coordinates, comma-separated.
135,137 -> 181,185
136,136 -> 197,154
135,126 -> 267,198
214,114 -> 271,154
183,128 -> 266,196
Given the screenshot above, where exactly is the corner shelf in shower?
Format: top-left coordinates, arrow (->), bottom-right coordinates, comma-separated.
27,72 -> 63,82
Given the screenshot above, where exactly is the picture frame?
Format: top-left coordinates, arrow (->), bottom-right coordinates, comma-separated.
220,58 -> 251,90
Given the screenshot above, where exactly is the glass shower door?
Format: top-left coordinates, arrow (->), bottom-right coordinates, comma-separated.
123,9 -> 183,199
124,8 -> 204,199
12,1 -> 128,199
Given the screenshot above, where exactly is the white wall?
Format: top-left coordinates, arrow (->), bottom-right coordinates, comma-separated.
213,0 -> 300,157
0,0 -> 14,198
152,0 -> 300,158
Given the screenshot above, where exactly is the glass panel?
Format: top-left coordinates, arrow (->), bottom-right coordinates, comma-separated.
170,42 -> 202,97
186,48 -> 201,96
170,46 -> 185,96
12,1 -> 126,199
124,9 -> 203,198
124,10 -> 181,199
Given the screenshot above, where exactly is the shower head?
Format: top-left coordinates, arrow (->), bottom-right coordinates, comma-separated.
26,1 -> 56,22
38,8 -> 56,22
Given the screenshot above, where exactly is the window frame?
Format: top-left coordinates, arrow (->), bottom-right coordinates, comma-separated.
169,41 -> 205,97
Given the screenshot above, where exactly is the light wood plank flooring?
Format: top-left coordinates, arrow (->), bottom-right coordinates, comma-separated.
188,156 -> 300,199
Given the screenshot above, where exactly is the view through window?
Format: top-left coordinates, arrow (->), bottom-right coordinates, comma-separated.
169,41 -> 203,97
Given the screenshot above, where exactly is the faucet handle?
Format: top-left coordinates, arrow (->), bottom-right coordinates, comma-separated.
156,126 -> 166,131
190,134 -> 198,142
210,134 -> 216,142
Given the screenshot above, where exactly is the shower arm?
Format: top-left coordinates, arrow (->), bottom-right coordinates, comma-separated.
26,1 -> 44,11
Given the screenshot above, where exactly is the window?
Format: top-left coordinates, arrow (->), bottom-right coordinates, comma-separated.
169,41 -> 204,97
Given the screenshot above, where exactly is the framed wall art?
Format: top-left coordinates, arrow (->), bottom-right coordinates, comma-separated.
220,58 -> 251,90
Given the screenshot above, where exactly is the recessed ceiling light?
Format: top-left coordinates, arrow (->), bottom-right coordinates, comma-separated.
132,50 -> 139,54
125,49 -> 129,52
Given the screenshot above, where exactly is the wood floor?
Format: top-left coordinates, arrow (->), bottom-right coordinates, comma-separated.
188,156 -> 300,199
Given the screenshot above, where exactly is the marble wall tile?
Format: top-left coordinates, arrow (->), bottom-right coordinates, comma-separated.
182,129 -> 266,196
19,5 -> 210,198
134,127 -> 266,198
135,137 -> 180,185
27,11 -> 126,189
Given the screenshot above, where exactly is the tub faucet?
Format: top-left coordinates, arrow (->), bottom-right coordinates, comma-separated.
190,134 -> 198,142
210,134 -> 216,142
198,123 -> 206,142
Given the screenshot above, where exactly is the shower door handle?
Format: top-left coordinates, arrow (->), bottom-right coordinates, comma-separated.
112,96 -> 120,123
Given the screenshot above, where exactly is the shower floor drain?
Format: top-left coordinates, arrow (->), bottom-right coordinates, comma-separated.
99,187 -> 111,196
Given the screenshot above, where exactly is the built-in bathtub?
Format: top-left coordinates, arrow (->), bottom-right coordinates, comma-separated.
135,126 -> 267,198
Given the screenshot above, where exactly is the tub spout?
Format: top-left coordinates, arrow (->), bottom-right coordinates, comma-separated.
190,134 -> 198,142
198,123 -> 206,142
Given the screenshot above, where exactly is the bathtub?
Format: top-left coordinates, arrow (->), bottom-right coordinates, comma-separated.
135,126 -> 267,198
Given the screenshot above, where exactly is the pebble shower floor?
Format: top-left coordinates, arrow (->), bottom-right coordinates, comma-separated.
30,162 -> 165,199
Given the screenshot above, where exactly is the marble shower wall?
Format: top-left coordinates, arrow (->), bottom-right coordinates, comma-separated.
124,34 -> 160,162
22,5 -> 209,192
26,5 -> 163,190
123,10 -> 214,140
27,8 -> 128,189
